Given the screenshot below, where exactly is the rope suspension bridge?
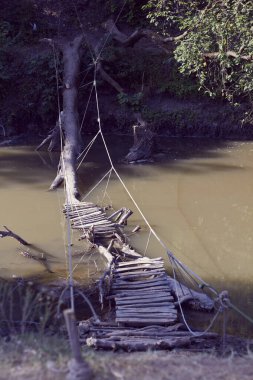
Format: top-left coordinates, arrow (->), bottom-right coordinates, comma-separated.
53,2 -> 253,353
59,71 -> 229,351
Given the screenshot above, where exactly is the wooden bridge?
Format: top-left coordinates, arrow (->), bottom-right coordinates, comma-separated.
64,201 -> 216,351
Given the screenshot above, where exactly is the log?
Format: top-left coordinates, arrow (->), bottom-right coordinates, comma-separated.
86,336 -> 191,351
49,35 -> 84,201
97,245 -> 114,265
108,208 -> 124,221
117,209 -> 133,225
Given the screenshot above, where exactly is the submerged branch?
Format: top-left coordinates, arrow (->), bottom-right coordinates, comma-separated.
0,226 -> 29,246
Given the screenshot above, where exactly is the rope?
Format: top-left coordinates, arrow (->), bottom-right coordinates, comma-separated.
82,168 -> 112,201
90,64 -> 230,336
79,82 -> 94,132
169,256 -> 222,337
144,229 -> 151,257
226,300 -> 253,325
77,131 -> 101,170
102,167 -> 112,203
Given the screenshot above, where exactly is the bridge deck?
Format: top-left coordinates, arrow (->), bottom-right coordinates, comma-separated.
64,202 -> 216,350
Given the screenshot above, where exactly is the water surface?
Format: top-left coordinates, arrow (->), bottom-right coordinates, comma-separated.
0,137 -> 253,337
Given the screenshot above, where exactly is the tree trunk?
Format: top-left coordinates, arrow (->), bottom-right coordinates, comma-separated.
50,35 -> 83,202
125,113 -> 155,163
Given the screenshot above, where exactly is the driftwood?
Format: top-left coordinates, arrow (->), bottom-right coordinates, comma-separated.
80,320 -> 217,351
19,250 -> 53,273
0,226 -> 29,245
86,335 -> 191,351
166,278 -> 214,311
97,245 -> 115,307
36,115 -> 61,151
125,115 -> 155,163
118,208 -> 133,225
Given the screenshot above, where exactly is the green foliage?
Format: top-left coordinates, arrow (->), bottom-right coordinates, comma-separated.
117,92 -> 144,111
144,0 -> 253,121
103,43 -> 199,100
0,0 -> 37,44
107,0 -> 148,24
24,52 -> 61,121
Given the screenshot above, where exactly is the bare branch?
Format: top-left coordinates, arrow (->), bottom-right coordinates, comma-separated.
103,19 -> 145,48
0,226 -> 29,245
203,50 -> 252,61
96,61 -> 124,93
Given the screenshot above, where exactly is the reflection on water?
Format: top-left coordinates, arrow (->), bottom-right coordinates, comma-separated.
0,137 -> 253,337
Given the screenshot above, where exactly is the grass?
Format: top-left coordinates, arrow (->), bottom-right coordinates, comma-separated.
1,334 -> 253,380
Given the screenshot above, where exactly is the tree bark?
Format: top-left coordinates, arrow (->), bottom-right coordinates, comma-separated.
50,35 -> 83,202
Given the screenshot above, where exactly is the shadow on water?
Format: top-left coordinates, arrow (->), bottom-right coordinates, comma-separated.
77,134 -> 247,193
0,136 -> 247,188
1,135 -> 253,338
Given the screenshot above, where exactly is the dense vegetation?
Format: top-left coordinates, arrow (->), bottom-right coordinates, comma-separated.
0,0 -> 252,137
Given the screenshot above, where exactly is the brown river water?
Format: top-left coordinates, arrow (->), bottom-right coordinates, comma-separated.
0,136 -> 253,337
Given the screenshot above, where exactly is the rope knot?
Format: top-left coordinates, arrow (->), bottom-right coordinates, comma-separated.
217,290 -> 230,310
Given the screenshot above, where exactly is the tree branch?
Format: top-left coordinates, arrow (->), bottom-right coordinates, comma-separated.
0,226 -> 29,245
203,51 -> 252,61
103,19 -> 145,48
96,61 -> 124,93
103,19 -> 188,52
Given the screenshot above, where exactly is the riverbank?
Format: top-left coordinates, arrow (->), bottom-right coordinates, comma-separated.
1,333 -> 253,380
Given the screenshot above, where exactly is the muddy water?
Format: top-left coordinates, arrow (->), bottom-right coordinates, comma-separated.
0,137 -> 253,337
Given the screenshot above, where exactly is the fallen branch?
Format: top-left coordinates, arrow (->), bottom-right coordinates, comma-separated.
0,226 -> 29,246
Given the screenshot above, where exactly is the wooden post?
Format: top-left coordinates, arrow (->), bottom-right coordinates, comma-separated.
64,309 -> 92,380
64,309 -> 83,362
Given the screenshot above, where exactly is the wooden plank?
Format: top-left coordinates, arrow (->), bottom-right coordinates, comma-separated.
116,313 -> 177,319
113,279 -> 170,287
114,264 -> 164,273
117,258 -> 163,266
67,208 -> 101,217
73,215 -> 107,224
114,297 -> 174,303
114,271 -> 165,279
115,300 -> 174,306
112,288 -> 171,294
117,304 -> 176,311
113,290 -> 173,297
113,284 -> 170,291
116,309 -> 177,315
115,318 -> 176,324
